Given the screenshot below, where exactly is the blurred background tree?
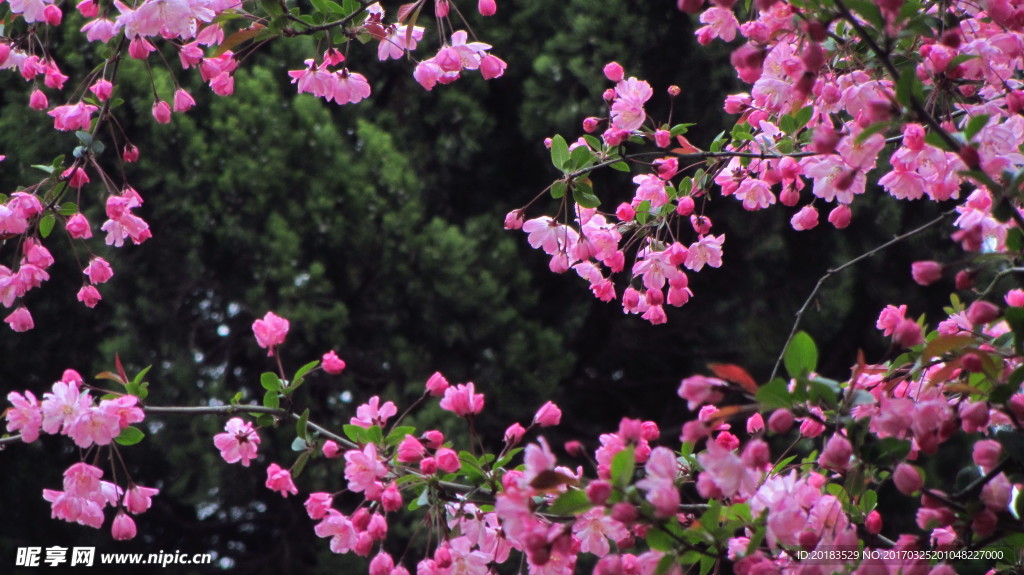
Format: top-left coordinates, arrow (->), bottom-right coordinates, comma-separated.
0,0 -> 964,572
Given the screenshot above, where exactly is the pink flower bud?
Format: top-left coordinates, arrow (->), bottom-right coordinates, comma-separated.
676,196 -> 695,216
421,430 -> 444,449
436,448 -> 460,473
304,492 -> 333,519
321,440 -> 341,458
892,318 -> 924,348
321,350 -> 346,374
865,510 -> 882,534
29,89 -> 48,111
587,480 -> 613,506
66,213 -> 93,239
973,439 -> 1001,470
265,463 -> 298,497
43,5 -> 62,25
504,210 -> 524,230
479,55 -> 506,80
112,513 -> 136,540
828,205 -> 852,229
819,434 -> 853,471
252,311 -> 289,356
790,205 -> 819,231
397,435 -> 426,463
504,422 -> 526,446
603,62 -> 625,83
381,483 -> 402,512
955,269 -> 976,290
959,400 -> 989,432
677,0 -> 704,13
564,440 -> 584,457
911,261 -> 942,286
152,100 -> 172,124
434,0 -> 449,17
966,301 -> 1000,325
768,409 -> 793,433
173,88 -> 196,113
77,285 -> 102,308
533,401 -> 562,427
477,0 -> 496,16
812,126 -> 841,155
425,372 -> 449,396
655,129 -> 671,148
741,439 -> 771,468
610,502 -> 637,524
667,85 -> 681,96
123,144 -> 140,163
76,0 -> 99,16
1006,289 -> 1024,307
616,203 -> 635,222
89,79 -> 113,102
893,463 -> 923,495
746,412 -> 764,433
582,117 -> 600,133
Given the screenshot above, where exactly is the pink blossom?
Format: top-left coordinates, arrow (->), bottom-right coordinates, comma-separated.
265,463 -> 298,497
77,285 -> 102,308
684,234 -> 725,272
305,492 -> 333,519
875,304 -> 908,336
603,62 -> 624,82
321,440 -> 340,458
818,434 -> 853,471
638,447 -> 682,516
966,300 -> 1000,325
436,447 -> 460,473
66,214 -> 93,239
252,311 -> 289,356
504,422 -> 526,446
911,261 -> 942,285
112,512 -> 137,540
439,382 -> 485,416
893,318 -> 924,348
533,401 -> 562,427
893,463 -> 922,494
397,435 -> 426,463
5,390 -> 42,442
344,443 -> 387,493
350,396 -> 397,428
213,417 -> 260,466
173,88 -> 195,112
89,79 -> 113,101
479,54 -> 506,80
790,205 -> 819,231
573,508 -> 628,557
678,375 -> 725,410
5,307 -> 34,332
124,484 -> 158,514
425,371 -> 449,396
48,103 -> 98,132
84,257 -> 114,284
29,89 -> 48,111
321,350 -> 346,374
151,100 -> 171,124
973,439 -> 1001,471
66,405 -> 123,448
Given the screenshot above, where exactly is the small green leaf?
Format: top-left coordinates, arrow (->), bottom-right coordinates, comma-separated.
860,490 -> 878,513
292,451 -> 310,478
646,527 -> 675,552
58,202 -> 78,216
287,360 -> 319,395
114,426 -> 145,446
263,390 -> 280,409
755,378 -> 793,409
39,213 -> 55,238
385,426 -> 417,446
343,424 -> 366,443
255,414 -> 275,427
31,164 -> 55,175
572,182 -> 601,208
654,553 -> 677,575
550,135 -> 569,171
670,123 -> 695,137
295,408 -> 310,440
611,446 -> 635,489
784,331 -> 818,379
609,161 -> 630,173
261,372 -> 283,392
548,489 -> 592,516
75,131 -> 93,146
551,180 -> 567,199
366,425 -> 383,445
964,114 -> 990,141
568,145 -> 594,172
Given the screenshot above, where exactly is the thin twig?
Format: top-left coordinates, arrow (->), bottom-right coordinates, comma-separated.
769,209 -> 956,381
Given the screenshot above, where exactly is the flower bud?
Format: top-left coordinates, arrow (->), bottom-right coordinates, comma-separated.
587,480 -> 613,506
603,62 -> 624,83
893,463 -> 923,495
610,502 -> 638,524
865,510 -> 882,534
768,409 -> 794,433
966,300 -> 1000,325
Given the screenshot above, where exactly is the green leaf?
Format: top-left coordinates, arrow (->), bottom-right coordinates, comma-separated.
114,426 -> 145,446
288,360 -> 320,394
366,425 -> 383,445
31,164 -> 55,175
292,451 -> 310,478
548,489 -> 592,516
343,424 -> 366,443
646,527 -> 675,552
385,426 -> 417,446
755,378 -> 793,409
550,135 -> 569,171
611,446 -> 635,489
75,131 -> 93,146
58,202 -> 78,216
39,213 -> 55,239
261,372 -> 283,392
258,0 -> 285,16
784,331 -> 818,379
495,447 -> 522,469
568,145 -> 594,172
263,390 -> 280,409
654,553 -> 677,575
860,490 -> 878,513
255,414 -> 275,428
895,65 -> 925,109
295,408 -> 310,440
1006,307 -> 1024,354
794,105 -> 814,130
670,123 -> 695,137
550,180 -> 566,199
609,161 -> 630,173
572,182 -> 601,208
1008,228 -> 1024,253
964,114 -> 990,141
924,131 -> 953,151
291,436 -> 308,451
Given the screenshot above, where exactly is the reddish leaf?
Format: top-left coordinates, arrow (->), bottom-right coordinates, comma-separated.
705,404 -> 755,427
672,135 -> 701,155
708,363 -> 758,394
363,22 -> 387,41
214,24 -> 265,58
115,353 -> 128,386
95,371 -> 125,384
396,1 -> 419,23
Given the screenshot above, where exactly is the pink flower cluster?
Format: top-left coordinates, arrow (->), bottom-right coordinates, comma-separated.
42,462 -> 158,540
288,50 -> 372,106
413,30 -> 506,91
5,370 -> 143,448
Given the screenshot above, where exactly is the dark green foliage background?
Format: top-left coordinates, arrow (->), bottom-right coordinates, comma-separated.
0,1 -> 966,573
